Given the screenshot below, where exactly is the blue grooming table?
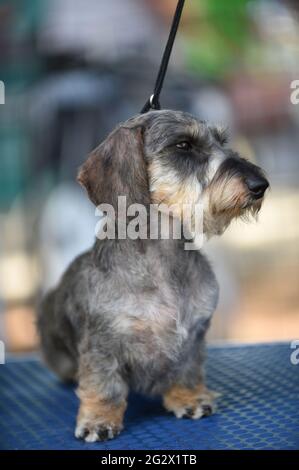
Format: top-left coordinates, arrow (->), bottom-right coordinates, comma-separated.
0,343 -> 298,450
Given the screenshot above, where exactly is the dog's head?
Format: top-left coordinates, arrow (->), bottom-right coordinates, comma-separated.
78,110 -> 269,238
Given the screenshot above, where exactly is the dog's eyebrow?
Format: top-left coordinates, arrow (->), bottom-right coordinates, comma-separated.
165,132 -> 196,145
160,121 -> 201,142
210,126 -> 228,145
163,124 -> 211,148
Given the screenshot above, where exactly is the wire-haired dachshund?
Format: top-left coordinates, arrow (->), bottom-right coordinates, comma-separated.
38,110 -> 269,442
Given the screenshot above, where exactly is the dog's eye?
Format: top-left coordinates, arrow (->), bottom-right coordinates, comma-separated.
176,141 -> 192,150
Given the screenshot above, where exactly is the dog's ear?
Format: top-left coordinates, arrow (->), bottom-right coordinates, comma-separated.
77,126 -> 150,208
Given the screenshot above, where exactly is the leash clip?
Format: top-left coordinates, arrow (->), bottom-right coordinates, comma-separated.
149,94 -> 155,108
140,0 -> 185,114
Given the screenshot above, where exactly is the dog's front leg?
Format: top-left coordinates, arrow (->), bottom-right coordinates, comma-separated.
75,349 -> 128,442
163,340 -> 217,420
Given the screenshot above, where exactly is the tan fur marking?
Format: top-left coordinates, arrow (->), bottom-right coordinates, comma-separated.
163,383 -> 210,411
209,176 -> 246,213
77,389 -> 126,428
202,174 -> 261,236
163,383 -> 217,419
148,161 -> 202,220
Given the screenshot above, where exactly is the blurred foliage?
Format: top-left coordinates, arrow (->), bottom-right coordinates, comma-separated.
0,0 -> 46,209
183,0 -> 252,78
0,0 -> 45,89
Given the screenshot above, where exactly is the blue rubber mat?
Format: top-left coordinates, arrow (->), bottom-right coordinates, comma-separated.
0,343 -> 298,450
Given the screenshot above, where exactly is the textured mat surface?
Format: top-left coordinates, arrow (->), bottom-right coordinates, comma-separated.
0,343 -> 298,450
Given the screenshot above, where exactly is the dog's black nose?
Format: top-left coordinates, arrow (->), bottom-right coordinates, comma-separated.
246,176 -> 269,199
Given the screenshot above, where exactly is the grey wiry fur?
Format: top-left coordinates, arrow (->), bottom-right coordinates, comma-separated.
38,110 -> 269,442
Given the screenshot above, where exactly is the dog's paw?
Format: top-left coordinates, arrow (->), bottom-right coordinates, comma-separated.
163,384 -> 219,420
75,420 -> 122,442
172,396 -> 216,419
75,392 -> 127,443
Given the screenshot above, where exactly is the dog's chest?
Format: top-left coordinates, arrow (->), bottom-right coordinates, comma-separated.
111,282 -> 187,362
111,271 -> 212,364
105,243 -> 218,370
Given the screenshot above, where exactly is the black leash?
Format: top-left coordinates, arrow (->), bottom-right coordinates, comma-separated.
140,0 -> 186,113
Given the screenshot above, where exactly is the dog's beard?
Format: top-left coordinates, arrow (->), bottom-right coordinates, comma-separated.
202,174 -> 263,237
